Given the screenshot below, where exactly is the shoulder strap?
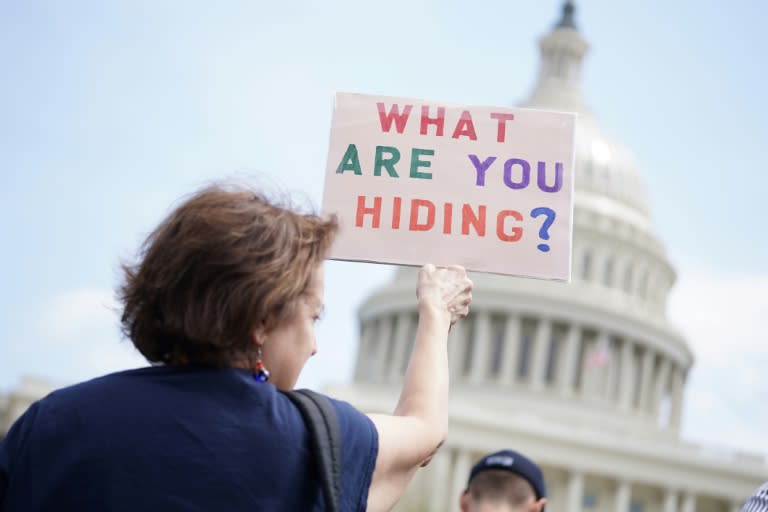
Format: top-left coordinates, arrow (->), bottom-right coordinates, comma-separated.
283,389 -> 341,512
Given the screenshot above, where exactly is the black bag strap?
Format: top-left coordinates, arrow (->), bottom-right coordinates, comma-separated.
283,389 -> 341,512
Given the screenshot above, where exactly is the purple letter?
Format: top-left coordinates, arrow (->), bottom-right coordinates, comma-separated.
537,161 -> 563,193
503,158 -> 530,189
468,154 -> 497,186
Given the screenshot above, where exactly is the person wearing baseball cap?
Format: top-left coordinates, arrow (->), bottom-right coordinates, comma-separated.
459,449 -> 547,512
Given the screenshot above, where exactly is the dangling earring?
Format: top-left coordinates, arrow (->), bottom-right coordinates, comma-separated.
253,346 -> 270,383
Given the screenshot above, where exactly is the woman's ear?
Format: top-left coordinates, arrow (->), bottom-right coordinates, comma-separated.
531,497 -> 547,512
250,326 -> 266,347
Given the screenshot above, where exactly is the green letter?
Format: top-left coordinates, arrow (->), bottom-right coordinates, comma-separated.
410,148 -> 435,179
374,146 -> 400,177
336,144 -> 362,175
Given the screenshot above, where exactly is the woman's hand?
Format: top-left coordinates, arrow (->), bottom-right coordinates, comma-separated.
416,264 -> 473,326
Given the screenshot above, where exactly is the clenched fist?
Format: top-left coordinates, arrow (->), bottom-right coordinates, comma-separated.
416,264 -> 473,326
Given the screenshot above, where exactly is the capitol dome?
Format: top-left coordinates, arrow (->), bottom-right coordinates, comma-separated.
326,2 -> 767,511
522,1 -> 651,224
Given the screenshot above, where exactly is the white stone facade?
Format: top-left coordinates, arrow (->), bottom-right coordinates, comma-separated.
328,3 -> 768,511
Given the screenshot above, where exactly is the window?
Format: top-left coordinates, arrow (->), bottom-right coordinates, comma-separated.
581,250 -> 593,281
623,264 -> 634,294
631,346 -> 643,408
604,256 -> 615,287
638,269 -> 649,299
516,320 -> 536,379
544,331 -> 563,385
489,315 -> 506,377
583,492 -> 597,508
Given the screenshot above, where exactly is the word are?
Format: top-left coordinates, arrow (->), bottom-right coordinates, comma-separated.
377,103 -> 516,143
336,144 -> 435,179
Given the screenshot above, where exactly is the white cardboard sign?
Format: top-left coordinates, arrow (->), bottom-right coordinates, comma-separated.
321,92 -> 576,280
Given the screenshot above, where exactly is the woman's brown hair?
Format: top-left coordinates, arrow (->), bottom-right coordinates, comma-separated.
118,182 -> 338,367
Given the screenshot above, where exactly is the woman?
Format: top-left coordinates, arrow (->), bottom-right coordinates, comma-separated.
0,182 -> 473,511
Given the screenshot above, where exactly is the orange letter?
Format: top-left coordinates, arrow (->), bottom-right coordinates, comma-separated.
496,210 -> 523,241
392,196 -> 402,229
409,199 -> 436,231
461,204 -> 486,236
442,202 -> 453,234
356,195 -> 382,228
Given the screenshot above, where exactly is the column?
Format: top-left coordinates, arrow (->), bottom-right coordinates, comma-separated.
613,480 -> 631,512
469,311 -> 492,384
499,315 -> 521,385
617,339 -> 635,410
529,318 -> 551,390
650,357 -> 671,414
374,316 -> 393,382
557,323 -> 581,396
565,470 -> 584,512
388,312 -> 414,379
662,489 -> 678,512
637,347 -> 655,411
450,449 -> 472,512
427,449 -> 451,512
669,365 -> 685,431
680,492 -> 696,512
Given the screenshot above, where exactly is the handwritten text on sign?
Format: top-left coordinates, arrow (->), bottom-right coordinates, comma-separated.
321,92 -> 576,280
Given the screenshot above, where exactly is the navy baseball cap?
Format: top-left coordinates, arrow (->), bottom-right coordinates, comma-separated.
467,449 -> 546,501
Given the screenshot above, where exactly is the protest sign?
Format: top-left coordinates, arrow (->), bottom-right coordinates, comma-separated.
321,92 -> 576,280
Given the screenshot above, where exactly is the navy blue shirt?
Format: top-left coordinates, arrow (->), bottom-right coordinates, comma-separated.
0,366 -> 378,511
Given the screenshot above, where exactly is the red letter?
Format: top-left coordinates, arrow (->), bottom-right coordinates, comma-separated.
356,195 -> 382,228
409,199 -> 435,231
496,210 -> 523,241
490,112 -> 515,143
377,103 -> 412,134
443,202 -> 453,234
420,106 -> 445,136
461,204 -> 486,236
391,196 -> 402,229
451,110 -> 477,140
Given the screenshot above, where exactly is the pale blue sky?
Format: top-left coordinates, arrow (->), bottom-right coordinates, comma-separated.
1,1 -> 766,456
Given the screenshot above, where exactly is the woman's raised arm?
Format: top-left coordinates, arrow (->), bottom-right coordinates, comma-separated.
366,264 -> 473,512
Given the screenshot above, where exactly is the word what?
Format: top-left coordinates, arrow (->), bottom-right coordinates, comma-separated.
376,103 -> 516,142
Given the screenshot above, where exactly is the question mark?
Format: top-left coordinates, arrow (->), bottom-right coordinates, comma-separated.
530,207 -> 556,252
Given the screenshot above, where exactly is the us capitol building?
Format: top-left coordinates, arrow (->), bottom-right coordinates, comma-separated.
325,3 -> 768,512
1,3 -> 766,512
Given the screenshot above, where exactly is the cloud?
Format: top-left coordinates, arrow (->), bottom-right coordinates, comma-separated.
33,287 -> 146,385
42,288 -> 120,339
669,266 -> 768,457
